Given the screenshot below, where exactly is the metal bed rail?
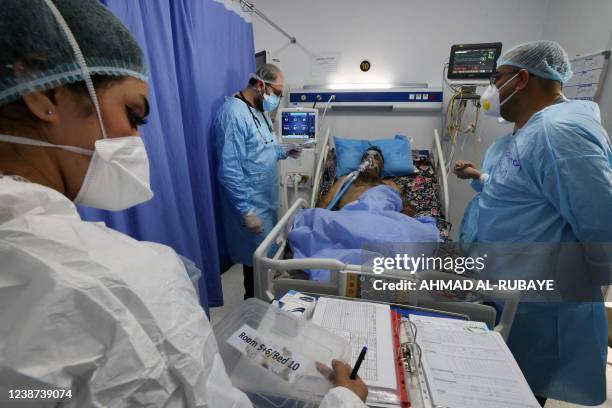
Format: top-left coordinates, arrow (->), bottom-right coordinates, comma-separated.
253,198 -> 363,301
433,128 -> 450,221
252,197 -> 520,340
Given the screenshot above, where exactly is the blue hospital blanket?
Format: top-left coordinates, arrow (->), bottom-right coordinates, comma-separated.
288,185 -> 441,281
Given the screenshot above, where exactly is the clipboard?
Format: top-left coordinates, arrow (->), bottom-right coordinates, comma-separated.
390,305 -> 470,407
403,315 -> 542,408
297,294 -> 471,408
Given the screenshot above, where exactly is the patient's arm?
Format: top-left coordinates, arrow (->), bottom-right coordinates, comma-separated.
401,204 -> 417,217
382,179 -> 416,216
317,176 -> 349,208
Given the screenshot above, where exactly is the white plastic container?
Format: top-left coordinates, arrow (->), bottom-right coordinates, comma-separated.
214,298 -> 351,407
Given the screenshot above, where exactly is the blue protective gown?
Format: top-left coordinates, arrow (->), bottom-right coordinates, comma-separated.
214,96 -> 286,266
458,134 -> 513,244
477,100 -> 612,405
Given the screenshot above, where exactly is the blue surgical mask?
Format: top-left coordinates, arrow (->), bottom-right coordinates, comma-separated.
263,91 -> 280,112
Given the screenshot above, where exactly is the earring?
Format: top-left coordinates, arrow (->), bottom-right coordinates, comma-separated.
46,110 -> 53,115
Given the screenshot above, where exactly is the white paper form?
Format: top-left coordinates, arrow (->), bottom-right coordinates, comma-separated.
576,84 -> 599,99
581,69 -> 603,85
311,297 -> 397,390
310,52 -> 341,76
582,54 -> 606,71
410,315 -> 541,408
567,51 -> 610,101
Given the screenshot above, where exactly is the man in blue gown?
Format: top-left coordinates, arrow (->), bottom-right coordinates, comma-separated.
214,64 -> 299,298
455,41 -> 611,406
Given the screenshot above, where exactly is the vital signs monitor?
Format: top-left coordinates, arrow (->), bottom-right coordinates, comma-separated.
277,108 -> 318,144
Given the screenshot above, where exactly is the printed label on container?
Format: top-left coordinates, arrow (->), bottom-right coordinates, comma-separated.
226,324 -> 306,383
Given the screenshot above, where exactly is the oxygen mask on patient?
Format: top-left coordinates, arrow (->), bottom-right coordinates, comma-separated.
358,156 -> 373,173
358,150 -> 382,175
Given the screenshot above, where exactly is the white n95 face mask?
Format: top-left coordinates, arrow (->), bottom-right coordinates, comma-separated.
480,72 -> 520,118
0,134 -> 154,211
74,136 -> 153,210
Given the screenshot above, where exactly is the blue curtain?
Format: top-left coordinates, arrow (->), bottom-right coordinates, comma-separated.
79,0 -> 255,308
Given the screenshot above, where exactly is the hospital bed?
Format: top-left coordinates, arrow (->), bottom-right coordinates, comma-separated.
254,129 -> 519,340
310,128 -> 449,225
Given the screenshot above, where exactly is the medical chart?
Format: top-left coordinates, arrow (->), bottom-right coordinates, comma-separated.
564,50 -> 610,101
410,315 -> 541,408
311,297 -> 397,390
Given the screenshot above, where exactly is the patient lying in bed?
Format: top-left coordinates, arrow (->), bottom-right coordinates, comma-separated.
317,147 -> 416,216
289,147 -> 441,281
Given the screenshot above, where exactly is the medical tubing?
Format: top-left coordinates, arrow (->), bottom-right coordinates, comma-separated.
43,0 -> 107,139
293,174 -> 302,204
325,171 -> 358,210
318,95 -> 335,131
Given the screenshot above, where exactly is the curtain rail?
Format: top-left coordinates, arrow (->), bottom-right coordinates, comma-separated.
239,0 -> 296,44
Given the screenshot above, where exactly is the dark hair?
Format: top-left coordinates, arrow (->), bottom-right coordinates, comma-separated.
0,75 -> 123,132
64,75 -> 124,115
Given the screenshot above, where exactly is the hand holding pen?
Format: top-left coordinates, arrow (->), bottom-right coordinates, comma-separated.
316,357 -> 368,402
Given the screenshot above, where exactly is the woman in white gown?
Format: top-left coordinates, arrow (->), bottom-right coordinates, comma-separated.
0,0 -> 367,406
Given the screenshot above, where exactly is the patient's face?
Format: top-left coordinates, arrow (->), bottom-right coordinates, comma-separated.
362,152 -> 383,177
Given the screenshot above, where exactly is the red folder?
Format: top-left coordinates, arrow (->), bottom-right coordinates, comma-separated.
391,310 -> 410,407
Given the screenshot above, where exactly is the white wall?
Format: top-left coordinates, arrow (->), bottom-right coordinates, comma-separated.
252,0 -> 611,235
252,0 -> 549,146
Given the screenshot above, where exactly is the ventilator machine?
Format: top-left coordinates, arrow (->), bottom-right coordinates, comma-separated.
277,107 -> 321,214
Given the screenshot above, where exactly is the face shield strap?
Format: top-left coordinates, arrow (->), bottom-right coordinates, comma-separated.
42,0 -> 108,140
498,72 -> 521,107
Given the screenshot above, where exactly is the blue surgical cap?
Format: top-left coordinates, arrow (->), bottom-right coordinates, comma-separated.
0,0 -> 148,107
497,40 -> 573,83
